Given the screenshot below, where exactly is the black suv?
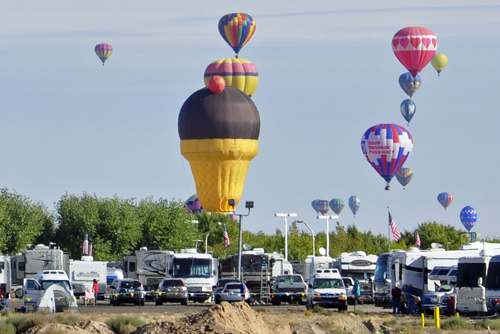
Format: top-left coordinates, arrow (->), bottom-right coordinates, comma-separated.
110,279 -> 146,306
155,278 -> 188,305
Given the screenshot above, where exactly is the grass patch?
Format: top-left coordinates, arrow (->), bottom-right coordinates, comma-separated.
311,305 -> 327,315
54,314 -> 80,325
0,320 -> 15,334
304,309 -> 313,317
5,314 -> 53,334
383,318 -> 398,326
352,309 -> 364,316
440,317 -> 473,330
106,316 -> 145,334
474,318 -> 500,330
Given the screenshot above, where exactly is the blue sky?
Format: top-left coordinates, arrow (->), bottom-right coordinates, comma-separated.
0,1 -> 499,241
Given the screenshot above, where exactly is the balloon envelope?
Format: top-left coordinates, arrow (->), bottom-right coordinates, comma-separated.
361,124 -> 413,189
431,53 -> 448,75
437,192 -> 453,211
396,167 -> 413,187
399,72 -> 421,98
185,194 -> 203,213
218,13 -> 256,56
460,206 -> 477,231
204,58 -> 258,96
348,196 -> 360,217
312,200 -> 330,215
95,43 -> 112,65
400,99 -> 416,125
392,26 -> 437,78
329,198 -> 345,215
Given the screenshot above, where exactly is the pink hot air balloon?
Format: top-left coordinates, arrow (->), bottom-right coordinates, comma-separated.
392,27 -> 437,79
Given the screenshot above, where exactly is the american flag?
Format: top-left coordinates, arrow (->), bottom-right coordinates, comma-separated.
223,226 -> 231,248
82,234 -> 89,255
389,211 -> 401,242
415,231 -> 421,248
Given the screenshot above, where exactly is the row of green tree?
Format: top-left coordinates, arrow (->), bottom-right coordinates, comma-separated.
0,189 -> 487,261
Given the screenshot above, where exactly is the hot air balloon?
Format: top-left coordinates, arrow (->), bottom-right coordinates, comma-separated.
396,167 -> 413,189
218,13 -> 256,57
95,43 -> 113,65
178,76 -> 260,213
361,124 -> 413,190
348,196 -> 360,217
329,198 -> 345,215
460,206 -> 477,231
431,53 -> 448,76
204,58 -> 258,97
392,27 -> 437,78
437,192 -> 453,211
312,200 -> 330,216
399,72 -> 421,98
185,194 -> 203,213
400,99 -> 416,126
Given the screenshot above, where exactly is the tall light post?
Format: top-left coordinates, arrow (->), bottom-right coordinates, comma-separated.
275,213 -> 297,261
297,221 -> 315,256
205,222 -> 222,254
317,214 -> 339,258
228,199 -> 254,281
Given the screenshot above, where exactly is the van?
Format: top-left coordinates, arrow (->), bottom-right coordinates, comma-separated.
24,270 -> 77,312
306,268 -> 347,311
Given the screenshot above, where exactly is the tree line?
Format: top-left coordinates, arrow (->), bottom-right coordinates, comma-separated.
0,188 -> 485,261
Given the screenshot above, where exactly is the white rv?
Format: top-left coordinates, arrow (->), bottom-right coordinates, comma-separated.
167,249 -> 218,303
24,270 -> 78,313
122,247 -> 174,292
68,256 -> 107,299
0,256 -> 11,298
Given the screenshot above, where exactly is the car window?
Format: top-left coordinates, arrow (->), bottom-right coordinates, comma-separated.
226,283 -> 242,290
163,280 -> 182,287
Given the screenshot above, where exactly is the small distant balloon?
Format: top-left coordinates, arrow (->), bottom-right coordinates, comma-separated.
431,53 -> 448,76
329,198 -> 345,215
437,192 -> 453,211
311,200 -> 330,216
460,206 -> 477,231
396,167 -> 413,189
399,72 -> 421,98
185,194 -> 203,213
400,99 -> 416,126
95,43 -> 113,65
218,13 -> 256,57
348,196 -> 360,217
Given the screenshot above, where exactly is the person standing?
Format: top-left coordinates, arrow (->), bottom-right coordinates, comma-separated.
352,279 -> 363,305
92,279 -> 99,305
391,284 -> 402,314
404,284 -> 418,314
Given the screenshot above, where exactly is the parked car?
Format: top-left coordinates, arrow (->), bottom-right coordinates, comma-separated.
154,278 -> 188,306
214,278 -> 240,304
219,282 -> 250,303
109,279 -> 146,306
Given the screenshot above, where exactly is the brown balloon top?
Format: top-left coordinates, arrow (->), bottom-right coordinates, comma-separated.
178,86 -> 260,140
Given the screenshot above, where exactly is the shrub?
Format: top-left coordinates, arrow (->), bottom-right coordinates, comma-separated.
305,310 -> 313,317
352,309 -> 364,316
0,321 -> 15,334
55,314 -> 80,325
311,305 -> 327,315
383,318 -> 397,326
474,319 -> 500,330
106,316 -> 145,334
440,317 -> 473,330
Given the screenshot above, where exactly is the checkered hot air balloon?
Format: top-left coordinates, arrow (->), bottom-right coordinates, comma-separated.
460,206 -> 477,232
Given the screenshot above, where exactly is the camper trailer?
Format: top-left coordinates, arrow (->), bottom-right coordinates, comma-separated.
68,256 -> 107,299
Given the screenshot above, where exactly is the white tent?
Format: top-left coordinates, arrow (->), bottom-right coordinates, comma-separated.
35,284 -> 79,313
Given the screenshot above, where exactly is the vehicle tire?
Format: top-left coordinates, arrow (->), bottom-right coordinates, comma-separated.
140,299 -> 145,306
155,298 -> 160,305
181,299 -> 188,306
272,299 -> 281,306
109,297 -> 113,305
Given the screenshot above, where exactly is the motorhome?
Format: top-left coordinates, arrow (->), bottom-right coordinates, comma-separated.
11,243 -> 70,297
302,255 -> 335,282
24,270 -> 78,313
167,249 -> 218,303
484,254 -> 500,313
373,253 -> 391,307
0,256 -> 11,298
68,256 -> 107,299
122,247 -> 174,292
220,248 -> 292,303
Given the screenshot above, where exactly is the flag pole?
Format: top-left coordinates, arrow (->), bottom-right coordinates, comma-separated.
387,206 -> 391,251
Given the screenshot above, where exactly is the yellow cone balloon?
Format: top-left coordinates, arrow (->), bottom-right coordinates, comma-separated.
178,77 -> 260,213
431,53 -> 448,76
204,58 -> 258,97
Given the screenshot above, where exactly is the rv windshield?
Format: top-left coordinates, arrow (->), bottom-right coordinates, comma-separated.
313,278 -> 344,289
486,262 -> 500,290
172,258 -> 212,278
456,262 -> 485,288
374,258 -> 388,282
41,280 -> 71,291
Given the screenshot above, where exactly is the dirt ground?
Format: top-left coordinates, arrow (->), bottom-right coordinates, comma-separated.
19,301 -> 500,334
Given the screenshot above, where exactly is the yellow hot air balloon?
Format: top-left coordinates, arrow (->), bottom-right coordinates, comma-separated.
204,58 -> 258,97
431,53 -> 448,76
178,77 -> 260,213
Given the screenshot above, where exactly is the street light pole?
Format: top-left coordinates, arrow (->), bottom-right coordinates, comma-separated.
297,221 -> 315,256
228,199 -> 254,281
317,214 -> 339,258
205,222 -> 222,254
275,213 -> 297,261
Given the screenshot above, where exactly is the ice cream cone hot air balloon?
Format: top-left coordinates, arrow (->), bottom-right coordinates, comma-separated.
204,58 -> 259,97
178,76 -> 260,213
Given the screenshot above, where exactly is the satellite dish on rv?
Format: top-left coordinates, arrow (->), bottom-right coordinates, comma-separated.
319,247 -> 326,256
243,244 -> 252,251
431,243 -> 443,249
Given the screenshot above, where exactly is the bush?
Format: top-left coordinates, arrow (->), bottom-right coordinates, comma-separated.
440,317 -> 473,330
106,316 -> 145,334
0,320 -> 15,334
55,314 -> 80,325
5,314 -> 53,334
474,319 -> 500,330
352,309 -> 364,316
311,305 -> 327,315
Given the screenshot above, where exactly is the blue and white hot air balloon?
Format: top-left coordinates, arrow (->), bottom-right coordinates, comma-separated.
400,99 -> 416,126
460,206 -> 477,231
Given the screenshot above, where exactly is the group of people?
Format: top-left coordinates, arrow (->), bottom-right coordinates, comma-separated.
391,284 -> 419,314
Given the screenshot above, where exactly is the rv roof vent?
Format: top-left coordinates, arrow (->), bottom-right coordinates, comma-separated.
181,248 -> 197,254
139,247 -> 148,251
253,248 -> 265,254
34,244 -> 49,250
351,251 -> 367,257
81,256 -> 94,262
